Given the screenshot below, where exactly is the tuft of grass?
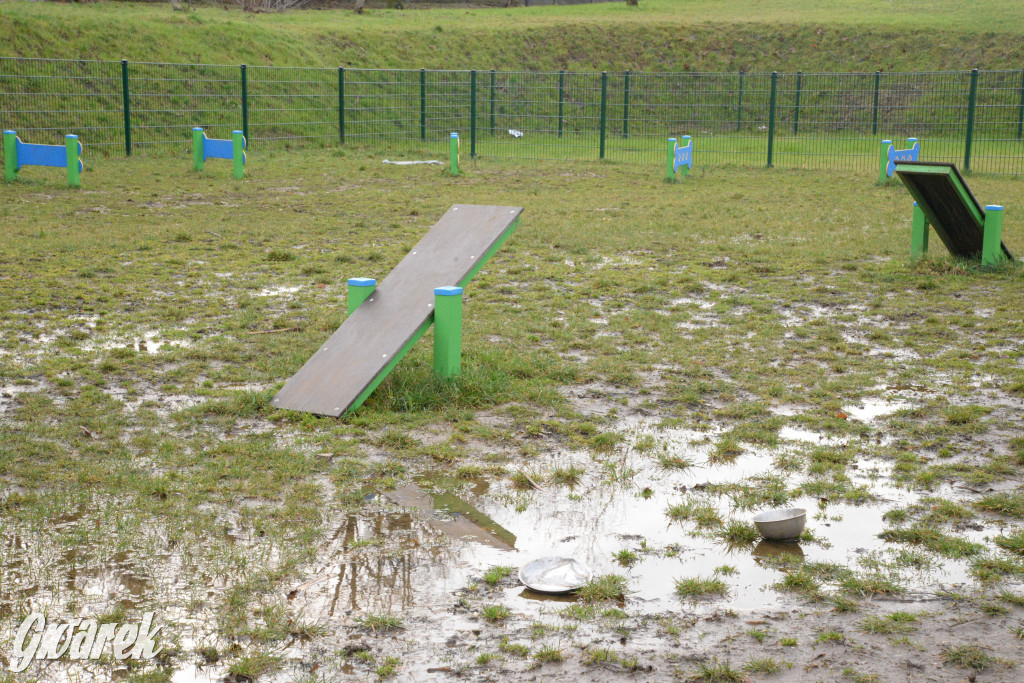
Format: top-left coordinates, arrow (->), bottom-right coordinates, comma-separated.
815,629 -> 845,644
941,644 -> 996,670
744,656 -> 787,675
550,465 -> 586,488
375,656 -> 401,679
482,565 -> 515,586
354,613 -> 404,634
690,658 -> 745,682
675,575 -> 728,599
498,638 -> 529,658
533,645 -> 563,663
228,652 -> 282,679
995,530 -> 1024,555
481,604 -> 512,622
975,492 -> 1024,518
614,549 -> 640,566
717,519 -> 758,546
578,574 -> 629,603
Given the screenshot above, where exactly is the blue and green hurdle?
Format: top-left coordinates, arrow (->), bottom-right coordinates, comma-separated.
4,130 -> 83,188
666,136 -> 693,181
192,128 -> 246,179
879,137 -> 919,183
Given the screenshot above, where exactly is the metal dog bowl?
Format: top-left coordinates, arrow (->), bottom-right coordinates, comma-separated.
518,557 -> 592,594
753,507 -> 806,542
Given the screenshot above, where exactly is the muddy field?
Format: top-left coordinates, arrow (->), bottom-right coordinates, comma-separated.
1,151 -> 1023,682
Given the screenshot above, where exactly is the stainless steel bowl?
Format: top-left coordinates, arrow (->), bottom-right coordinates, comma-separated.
752,507 -> 806,542
518,557 -> 593,594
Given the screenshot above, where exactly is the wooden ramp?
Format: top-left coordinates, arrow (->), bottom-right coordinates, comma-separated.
895,161 -> 1012,260
272,204 -> 523,417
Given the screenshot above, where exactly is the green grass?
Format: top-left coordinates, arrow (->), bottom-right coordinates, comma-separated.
4,1 -> 1024,72
675,575 -> 728,599
482,565 -> 515,586
942,644 -> 997,670
578,574 -> 629,603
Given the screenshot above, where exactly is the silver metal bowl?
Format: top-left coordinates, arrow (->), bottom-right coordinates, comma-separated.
752,507 -> 806,542
518,557 -> 593,594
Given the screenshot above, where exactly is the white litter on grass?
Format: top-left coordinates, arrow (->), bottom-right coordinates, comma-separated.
508,129 -> 524,138
382,159 -> 443,165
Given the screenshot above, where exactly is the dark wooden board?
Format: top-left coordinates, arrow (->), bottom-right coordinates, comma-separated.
272,204 -> 523,417
895,161 -> 1012,260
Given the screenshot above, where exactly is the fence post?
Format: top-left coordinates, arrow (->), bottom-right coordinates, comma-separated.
120,60 -> 131,157
872,71 -> 880,136
420,69 -> 426,142
240,64 -> 248,141
964,68 -> 979,172
599,71 -> 607,159
737,72 -> 744,131
767,72 -> 777,168
622,70 -> 630,139
557,70 -> 565,138
338,67 -> 345,144
793,70 -> 802,135
1016,69 -> 1023,139
490,69 -> 495,136
470,69 -> 477,158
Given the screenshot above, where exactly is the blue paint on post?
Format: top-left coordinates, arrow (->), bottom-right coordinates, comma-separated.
986,205 -> 1004,212
434,286 -> 463,296
886,137 -> 920,177
673,136 -> 693,173
348,278 -> 377,287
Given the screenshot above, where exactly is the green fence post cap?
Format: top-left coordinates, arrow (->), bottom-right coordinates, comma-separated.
985,205 -> 1004,211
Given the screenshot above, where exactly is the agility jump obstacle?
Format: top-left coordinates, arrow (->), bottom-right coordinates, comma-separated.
192,128 -> 246,179
666,136 -> 693,180
895,161 -> 1012,266
4,131 -> 83,188
273,204 -> 523,417
879,137 -> 920,183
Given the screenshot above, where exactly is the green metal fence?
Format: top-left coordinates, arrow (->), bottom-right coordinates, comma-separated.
3,57 -> 1024,175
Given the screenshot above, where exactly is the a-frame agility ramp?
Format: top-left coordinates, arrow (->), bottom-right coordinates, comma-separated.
273,204 -> 523,417
894,161 -> 1012,265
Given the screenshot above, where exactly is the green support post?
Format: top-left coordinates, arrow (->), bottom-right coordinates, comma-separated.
470,69 -> 477,158
878,139 -> 891,184
433,286 -> 463,380
489,69 -> 495,136
449,132 -> 459,176
982,205 -> 1005,267
793,70 -> 802,135
420,68 -> 426,142
240,64 -> 249,141
338,67 -> 345,144
910,202 -> 929,262
872,71 -> 880,136
557,70 -> 565,138
622,70 -> 630,139
599,71 -> 607,159
121,59 -> 131,157
66,134 -> 80,189
232,130 -> 245,180
4,130 -> 17,181
666,137 -> 676,181
192,127 -> 204,171
347,278 -> 376,315
767,72 -> 777,168
737,72 -> 744,131
964,68 -> 978,172
1017,69 -> 1024,139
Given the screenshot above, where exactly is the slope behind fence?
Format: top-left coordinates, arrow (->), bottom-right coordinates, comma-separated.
2,58 -> 1023,174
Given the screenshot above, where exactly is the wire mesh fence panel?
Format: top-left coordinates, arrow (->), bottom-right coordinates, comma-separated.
129,62 -> 241,152
0,57 -> 123,151
971,69 -> 1024,176
4,58 -> 1024,174
248,65 -> 337,148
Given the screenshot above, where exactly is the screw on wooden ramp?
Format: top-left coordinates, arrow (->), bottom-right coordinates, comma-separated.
894,161 -> 1013,262
272,204 -> 523,417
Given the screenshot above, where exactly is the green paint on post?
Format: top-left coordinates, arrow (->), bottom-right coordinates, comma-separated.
911,202 -> 929,261
1017,69 -> 1024,139
420,69 -> 426,142
793,70 -> 802,135
666,137 -> 676,181
872,71 -> 880,136
982,205 -> 1005,267
557,70 -> 564,138
121,59 -> 131,157
449,132 -> 459,176
766,72 -> 777,168
964,68 -> 979,172
347,278 -> 376,315
66,134 -> 80,188
489,69 -> 495,136
736,72 -> 744,131
240,64 -> 248,141
622,70 -> 630,139
232,130 -> 245,179
470,70 -> 477,158
192,127 -> 204,172
433,286 -> 463,380
4,130 -> 17,181
599,71 -> 607,159
878,139 -> 891,184
338,67 -> 345,144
